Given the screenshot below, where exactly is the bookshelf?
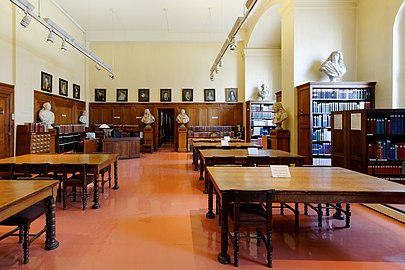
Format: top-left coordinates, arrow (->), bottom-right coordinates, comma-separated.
246,100 -> 276,143
297,81 -> 375,165
54,124 -> 86,153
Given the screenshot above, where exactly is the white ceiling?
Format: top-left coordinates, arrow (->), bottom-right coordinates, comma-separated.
52,0 -> 251,42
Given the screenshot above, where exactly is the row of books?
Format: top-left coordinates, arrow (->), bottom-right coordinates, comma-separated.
312,142 -> 331,155
366,115 -> 405,135
313,114 -> 330,128
312,129 -> 331,141
367,141 -> 405,160
312,101 -> 371,113
251,127 -> 271,136
251,111 -> 274,119
251,104 -> 273,112
251,120 -> 274,127
312,88 -> 372,99
54,124 -> 85,134
367,164 -> 404,176
24,122 -> 48,133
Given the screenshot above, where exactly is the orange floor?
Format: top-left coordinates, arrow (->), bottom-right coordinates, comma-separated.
0,151 -> 404,269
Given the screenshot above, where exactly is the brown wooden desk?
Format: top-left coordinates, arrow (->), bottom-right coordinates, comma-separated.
191,141 -> 262,171
206,166 -> 405,266
0,154 -> 119,209
0,180 -> 59,251
199,149 -> 305,193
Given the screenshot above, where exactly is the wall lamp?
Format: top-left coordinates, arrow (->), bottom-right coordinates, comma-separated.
10,0 -> 114,77
209,0 -> 258,80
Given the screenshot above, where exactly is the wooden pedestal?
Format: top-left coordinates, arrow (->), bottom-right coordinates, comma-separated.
178,127 -> 188,152
143,127 -> 154,153
270,129 -> 290,152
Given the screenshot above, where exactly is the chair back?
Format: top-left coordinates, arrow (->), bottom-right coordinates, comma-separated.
246,155 -> 275,167
0,163 -> 14,179
213,156 -> 236,166
18,163 -> 52,179
62,164 -> 89,185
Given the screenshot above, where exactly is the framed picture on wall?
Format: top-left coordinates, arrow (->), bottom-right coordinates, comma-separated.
160,89 -> 171,102
204,88 -> 215,102
95,88 -> 106,102
182,89 -> 193,102
41,72 -> 52,92
117,89 -> 128,102
59,78 -> 68,96
138,89 -> 149,102
225,88 -> 238,102
73,84 -> 80,99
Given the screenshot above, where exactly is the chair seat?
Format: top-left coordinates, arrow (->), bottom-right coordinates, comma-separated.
230,203 -> 267,224
0,202 -> 46,225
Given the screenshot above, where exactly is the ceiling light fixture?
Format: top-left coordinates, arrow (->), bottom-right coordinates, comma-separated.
9,0 -> 113,76
20,11 -> 31,27
229,38 -> 236,51
61,39 -> 67,51
95,63 -> 101,71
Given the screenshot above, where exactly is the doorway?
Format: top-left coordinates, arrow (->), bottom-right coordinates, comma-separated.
0,83 -> 14,158
158,108 -> 175,151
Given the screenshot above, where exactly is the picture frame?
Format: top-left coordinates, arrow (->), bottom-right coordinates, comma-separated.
182,88 -> 193,102
116,89 -> 128,102
160,89 -> 171,102
59,78 -> 68,96
73,84 -> 80,99
41,71 -> 52,92
95,88 -> 106,102
225,88 -> 238,102
204,88 -> 215,102
138,89 -> 150,102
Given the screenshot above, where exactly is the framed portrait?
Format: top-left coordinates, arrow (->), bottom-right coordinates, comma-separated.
95,88 -> 106,102
225,88 -> 238,102
204,88 -> 215,102
160,89 -> 171,102
138,89 -> 150,102
41,71 -> 52,92
59,78 -> 68,96
117,89 -> 128,102
73,84 -> 80,99
182,88 -> 193,102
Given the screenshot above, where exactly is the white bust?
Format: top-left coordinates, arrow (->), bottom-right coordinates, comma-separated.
79,110 -> 88,125
258,83 -> 271,101
38,102 -> 55,129
320,50 -> 346,82
176,109 -> 190,127
273,102 -> 288,130
141,108 -> 155,127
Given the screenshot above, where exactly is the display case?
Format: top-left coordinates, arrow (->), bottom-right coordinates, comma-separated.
246,100 -> 275,143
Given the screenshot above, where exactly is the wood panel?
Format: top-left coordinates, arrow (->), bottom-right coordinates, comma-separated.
0,82 -> 14,158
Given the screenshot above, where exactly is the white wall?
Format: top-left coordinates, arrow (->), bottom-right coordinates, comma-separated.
393,1 -> 405,108
89,42 -> 242,103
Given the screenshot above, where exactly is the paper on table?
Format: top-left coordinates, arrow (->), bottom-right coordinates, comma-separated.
221,140 -> 229,146
270,165 -> 291,178
247,148 -> 259,155
223,136 -> 230,141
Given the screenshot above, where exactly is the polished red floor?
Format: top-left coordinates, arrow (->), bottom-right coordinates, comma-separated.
0,151 -> 404,269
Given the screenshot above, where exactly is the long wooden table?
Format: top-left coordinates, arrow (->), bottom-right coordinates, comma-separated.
206,166 -> 405,266
192,141 -> 262,171
0,154 -> 119,209
0,180 -> 59,251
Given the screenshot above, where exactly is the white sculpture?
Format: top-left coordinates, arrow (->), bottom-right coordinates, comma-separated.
38,102 -> 55,130
79,110 -> 88,125
320,50 -> 346,82
176,109 -> 190,127
141,108 -> 155,127
273,102 -> 288,130
258,83 -> 272,101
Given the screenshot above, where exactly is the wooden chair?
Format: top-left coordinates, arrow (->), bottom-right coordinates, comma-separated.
0,163 -> 14,179
0,200 -> 48,264
228,189 -> 275,267
17,163 -> 54,180
213,156 -> 236,166
93,152 -> 112,193
61,164 -> 94,210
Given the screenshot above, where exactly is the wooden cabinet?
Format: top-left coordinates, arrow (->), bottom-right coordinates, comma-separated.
16,125 -> 55,155
270,129 -> 290,152
54,124 -> 86,153
102,137 -> 140,159
246,100 -> 275,143
296,81 -> 375,165
331,109 -> 405,182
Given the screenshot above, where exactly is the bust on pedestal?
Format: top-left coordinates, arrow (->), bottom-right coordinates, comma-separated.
141,109 -> 155,153
176,109 -> 189,152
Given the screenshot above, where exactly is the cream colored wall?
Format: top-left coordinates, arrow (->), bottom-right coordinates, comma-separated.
89,42 -> 241,102
393,2 -> 405,108
357,0 -> 404,108
2,0 -> 87,127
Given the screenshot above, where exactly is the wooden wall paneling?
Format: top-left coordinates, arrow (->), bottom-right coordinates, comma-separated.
75,101 -> 85,123
232,104 -> 243,126
132,104 -> 147,126
112,105 -> 123,125
207,105 -> 220,126
34,91 -> 53,122
198,106 -> 208,126
185,106 -> 198,126
89,104 -> 105,125
121,104 -> 134,124
52,96 -> 76,124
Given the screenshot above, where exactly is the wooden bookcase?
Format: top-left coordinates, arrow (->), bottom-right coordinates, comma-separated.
296,81 -> 375,165
54,124 -> 86,153
331,109 -> 405,183
246,100 -> 276,143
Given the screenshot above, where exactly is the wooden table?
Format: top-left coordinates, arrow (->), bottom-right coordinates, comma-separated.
191,141 -> 262,171
206,166 -> 405,266
0,180 -> 59,251
0,153 -> 119,209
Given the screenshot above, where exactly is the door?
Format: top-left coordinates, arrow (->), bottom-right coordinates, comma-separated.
0,83 -> 14,158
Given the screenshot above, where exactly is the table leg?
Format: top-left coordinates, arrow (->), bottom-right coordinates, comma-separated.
113,161 -> 119,190
199,157 -> 204,180
193,148 -> 198,171
92,174 -> 100,209
206,177 -> 215,219
333,203 -> 344,220
45,195 -> 59,250
218,192 -> 230,264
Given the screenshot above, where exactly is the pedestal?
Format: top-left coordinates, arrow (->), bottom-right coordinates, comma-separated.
269,129 -> 290,152
143,126 -> 154,153
178,127 -> 188,152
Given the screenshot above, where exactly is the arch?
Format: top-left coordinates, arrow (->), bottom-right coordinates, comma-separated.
393,2 -> 405,108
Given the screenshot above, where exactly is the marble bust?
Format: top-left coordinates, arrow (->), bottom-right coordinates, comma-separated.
176,109 -> 190,127
38,102 -> 55,129
320,50 -> 346,82
79,110 -> 88,125
141,109 -> 155,127
273,102 -> 288,130
258,83 -> 271,101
